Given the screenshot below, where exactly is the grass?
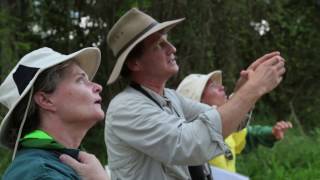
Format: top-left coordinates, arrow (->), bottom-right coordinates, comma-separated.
237,128 -> 320,180
1,129 -> 320,179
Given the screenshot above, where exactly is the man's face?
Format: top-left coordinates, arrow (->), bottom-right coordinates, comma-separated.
47,63 -> 104,125
135,32 -> 179,81
201,79 -> 227,107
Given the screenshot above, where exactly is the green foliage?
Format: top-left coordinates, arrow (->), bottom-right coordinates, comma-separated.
1,0 -> 320,178
0,9 -> 32,80
0,149 -> 11,176
237,129 -> 320,179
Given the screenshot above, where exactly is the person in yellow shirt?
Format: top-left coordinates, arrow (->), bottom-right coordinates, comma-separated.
177,70 -> 292,172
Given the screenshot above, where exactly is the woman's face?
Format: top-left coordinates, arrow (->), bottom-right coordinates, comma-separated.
47,63 -> 104,125
201,79 -> 227,107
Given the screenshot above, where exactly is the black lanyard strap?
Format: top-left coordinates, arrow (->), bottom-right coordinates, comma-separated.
130,82 -> 164,110
130,83 -> 210,180
130,82 -> 180,117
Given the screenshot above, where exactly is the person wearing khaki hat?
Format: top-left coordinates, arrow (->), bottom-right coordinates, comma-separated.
0,47 -> 108,180
105,7 -> 286,180
177,70 -> 292,174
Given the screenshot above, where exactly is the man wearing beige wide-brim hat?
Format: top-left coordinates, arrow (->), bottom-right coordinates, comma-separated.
105,8 -> 286,180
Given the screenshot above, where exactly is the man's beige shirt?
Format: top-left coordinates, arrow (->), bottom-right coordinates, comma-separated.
105,86 -> 228,180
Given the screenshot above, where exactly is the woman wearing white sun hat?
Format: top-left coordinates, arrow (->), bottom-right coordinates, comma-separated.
177,70 -> 292,173
0,47 -> 108,179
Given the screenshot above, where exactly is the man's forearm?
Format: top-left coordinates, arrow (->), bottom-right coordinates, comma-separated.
218,82 -> 262,138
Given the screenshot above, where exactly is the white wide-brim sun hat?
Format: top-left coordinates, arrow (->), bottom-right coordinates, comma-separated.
107,8 -> 185,85
176,70 -> 222,102
0,47 -> 101,152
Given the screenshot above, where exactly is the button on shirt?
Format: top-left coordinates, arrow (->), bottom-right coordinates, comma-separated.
105,85 -> 228,180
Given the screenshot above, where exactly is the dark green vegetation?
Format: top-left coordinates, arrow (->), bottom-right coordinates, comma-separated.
237,128 -> 320,180
1,0 -> 320,178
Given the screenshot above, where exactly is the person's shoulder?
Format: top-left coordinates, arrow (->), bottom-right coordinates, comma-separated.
164,88 -> 180,98
108,86 -> 151,110
3,149 -> 79,180
165,88 -> 186,103
110,86 -> 140,102
12,148 -> 56,162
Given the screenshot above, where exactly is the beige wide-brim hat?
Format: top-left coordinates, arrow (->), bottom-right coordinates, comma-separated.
176,70 -> 222,102
0,47 -> 101,150
107,8 -> 185,84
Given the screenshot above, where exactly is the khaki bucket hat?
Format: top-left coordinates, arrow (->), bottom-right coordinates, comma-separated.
176,70 -> 222,102
0,47 -> 101,157
107,8 -> 185,84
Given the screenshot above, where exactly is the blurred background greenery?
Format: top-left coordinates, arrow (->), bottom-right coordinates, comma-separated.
1,0 -> 320,179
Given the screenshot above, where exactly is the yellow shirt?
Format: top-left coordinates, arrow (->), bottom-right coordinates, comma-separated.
209,128 -> 247,172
